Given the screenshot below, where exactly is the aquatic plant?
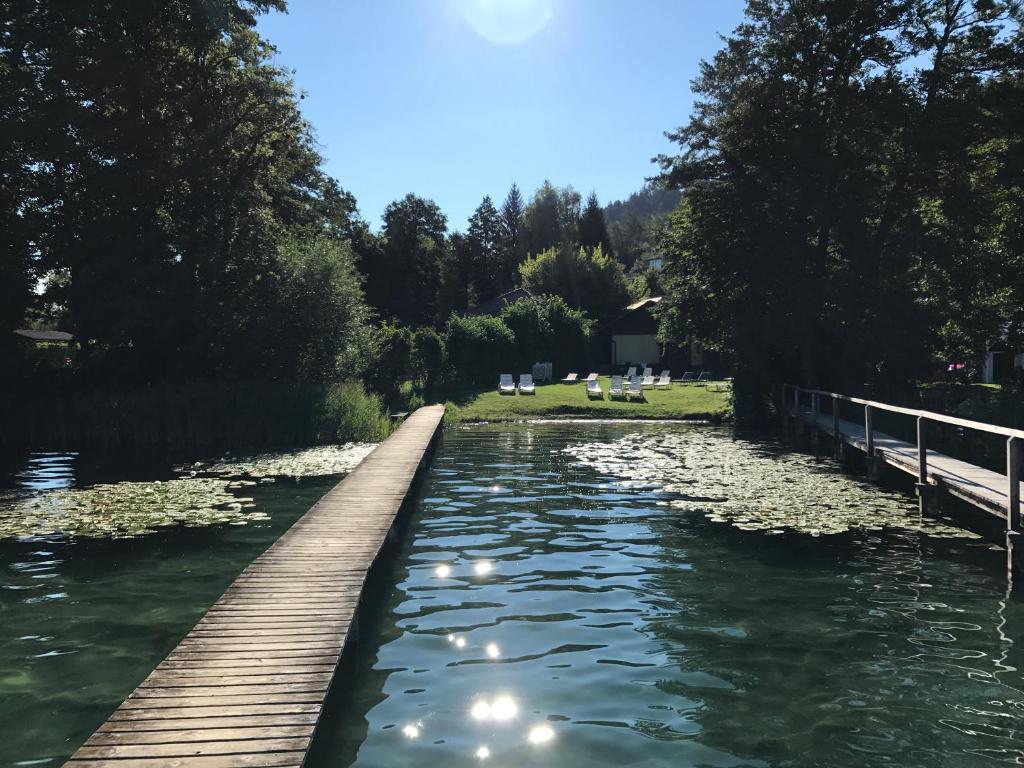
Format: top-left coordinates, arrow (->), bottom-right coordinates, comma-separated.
566,430 -> 978,539
178,443 -> 376,480
0,478 -> 262,540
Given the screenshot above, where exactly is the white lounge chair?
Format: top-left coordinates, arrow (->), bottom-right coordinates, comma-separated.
561,372 -> 579,384
626,366 -> 637,379
642,367 -> 653,379
609,375 -> 625,399
697,371 -> 714,385
519,373 -> 536,394
626,376 -> 645,401
499,373 -> 515,394
654,371 -> 672,389
679,371 -> 697,383
642,375 -> 655,389
586,378 -> 603,399
585,372 -> 598,383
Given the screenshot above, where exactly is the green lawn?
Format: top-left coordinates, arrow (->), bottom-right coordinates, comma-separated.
445,377 -> 732,422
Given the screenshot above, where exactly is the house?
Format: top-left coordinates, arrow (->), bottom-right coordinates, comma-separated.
468,287 -> 533,317
12,329 -> 75,367
598,296 -> 664,367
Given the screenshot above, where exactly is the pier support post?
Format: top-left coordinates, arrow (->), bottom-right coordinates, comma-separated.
864,405 -> 881,479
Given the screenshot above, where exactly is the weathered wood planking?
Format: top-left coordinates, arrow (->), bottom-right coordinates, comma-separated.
64,404 -> 445,768
794,409 -> 1023,520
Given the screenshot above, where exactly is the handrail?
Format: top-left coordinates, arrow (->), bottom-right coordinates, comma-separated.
784,384 -> 1024,441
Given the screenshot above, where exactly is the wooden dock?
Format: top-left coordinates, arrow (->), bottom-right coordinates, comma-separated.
784,385 -> 1023,530
63,404 -> 445,768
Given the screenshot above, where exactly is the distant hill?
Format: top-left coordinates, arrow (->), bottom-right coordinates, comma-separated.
604,186 -> 682,227
603,185 -> 682,270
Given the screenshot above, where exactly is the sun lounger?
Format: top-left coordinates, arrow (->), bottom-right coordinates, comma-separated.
642,367 -> 653,379
679,371 -> 696,383
609,375 -> 625,399
585,372 -> 598,383
654,371 -> 672,389
519,373 -> 536,394
626,366 -> 637,379
499,373 -> 515,394
642,375 -> 655,389
626,376 -> 645,401
586,378 -> 603,399
697,371 -> 714,385
561,373 -> 579,384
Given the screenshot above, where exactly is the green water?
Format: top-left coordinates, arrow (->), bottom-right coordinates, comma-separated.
308,422 -> 1023,768
3,424 -> 1023,767
0,452 -> 337,767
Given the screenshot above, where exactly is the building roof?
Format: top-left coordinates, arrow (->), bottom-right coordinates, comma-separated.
600,296 -> 664,335
468,287 -> 534,317
13,329 -> 73,342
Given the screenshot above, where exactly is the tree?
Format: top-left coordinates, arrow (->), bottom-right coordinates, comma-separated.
578,192 -> 613,255
2,0 -> 374,386
500,295 -> 592,373
654,0 -> 1021,412
519,244 -> 629,322
523,180 -> 563,255
465,196 -> 509,299
501,183 -> 526,269
378,194 -> 448,327
445,314 -> 516,386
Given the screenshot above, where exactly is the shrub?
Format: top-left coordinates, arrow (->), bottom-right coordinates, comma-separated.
519,243 -> 629,322
500,294 -> 592,374
445,314 -> 516,387
323,381 -> 392,443
369,324 -> 413,402
412,326 -> 445,392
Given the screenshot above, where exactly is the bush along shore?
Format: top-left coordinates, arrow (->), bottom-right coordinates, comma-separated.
1,380 -> 392,458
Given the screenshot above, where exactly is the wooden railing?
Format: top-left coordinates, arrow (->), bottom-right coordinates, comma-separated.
783,384 -> 1022,529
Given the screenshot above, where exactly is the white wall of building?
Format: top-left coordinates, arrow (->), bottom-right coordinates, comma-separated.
612,334 -> 660,365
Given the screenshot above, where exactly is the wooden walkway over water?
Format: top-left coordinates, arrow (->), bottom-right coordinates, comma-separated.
784,385 -> 1023,533
64,404 -> 445,768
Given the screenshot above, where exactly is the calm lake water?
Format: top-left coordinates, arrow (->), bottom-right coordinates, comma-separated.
2,423 -> 1023,767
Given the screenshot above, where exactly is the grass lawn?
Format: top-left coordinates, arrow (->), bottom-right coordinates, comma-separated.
446,377 -> 732,422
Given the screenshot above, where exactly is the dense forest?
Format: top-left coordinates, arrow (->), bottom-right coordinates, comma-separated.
654,0 -> 1024,415
3,0 -> 1022,446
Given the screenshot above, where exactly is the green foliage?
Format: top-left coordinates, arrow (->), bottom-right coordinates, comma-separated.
370,324 -> 414,403
519,244 -> 630,322
578,192 -> 613,255
370,194 -> 449,326
412,326 -> 445,391
3,0 -> 372,386
0,379 -> 391,455
499,295 -> 592,373
444,314 -> 516,386
654,0 -> 1024,415
323,381 -> 393,443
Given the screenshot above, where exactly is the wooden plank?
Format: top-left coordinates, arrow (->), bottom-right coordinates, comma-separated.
65,405 -> 444,768
795,409 -> 1024,520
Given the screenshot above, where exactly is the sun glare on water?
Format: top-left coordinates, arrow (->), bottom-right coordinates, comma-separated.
458,0 -> 555,45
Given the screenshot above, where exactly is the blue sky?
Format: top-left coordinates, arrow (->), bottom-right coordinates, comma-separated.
258,0 -> 746,231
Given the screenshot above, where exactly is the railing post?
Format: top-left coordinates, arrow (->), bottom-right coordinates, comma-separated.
864,404 -> 880,480
832,394 -> 839,438
1009,437 -> 1021,533
864,405 -> 874,456
916,416 -> 931,512
917,416 -> 928,484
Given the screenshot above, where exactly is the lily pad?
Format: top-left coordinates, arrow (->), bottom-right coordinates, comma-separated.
177,443 -> 376,480
565,431 -> 978,539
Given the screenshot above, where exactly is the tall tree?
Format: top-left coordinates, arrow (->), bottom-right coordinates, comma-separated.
378,194 -> 448,327
2,0 -> 373,384
465,195 -> 508,299
578,192 -> 614,255
500,183 -> 526,280
523,180 -> 563,255
655,0 -> 1021,411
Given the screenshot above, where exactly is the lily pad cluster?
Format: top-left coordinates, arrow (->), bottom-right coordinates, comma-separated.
177,443 -> 377,480
565,430 -> 978,539
0,477 -> 263,540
